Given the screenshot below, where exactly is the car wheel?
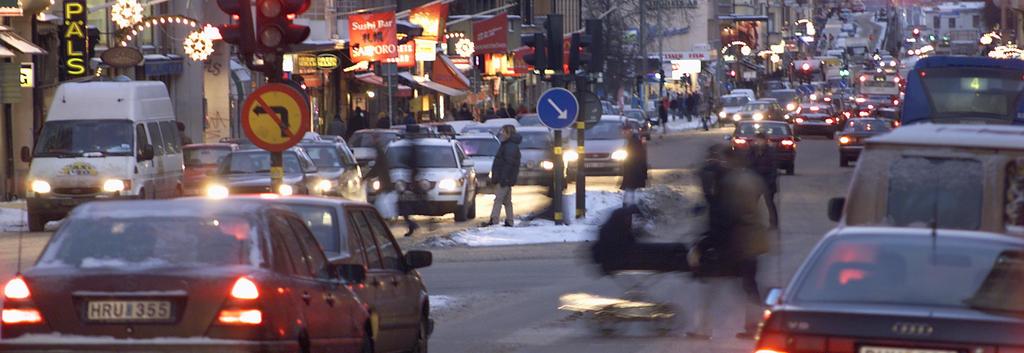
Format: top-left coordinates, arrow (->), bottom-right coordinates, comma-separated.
786,164 -> 795,175
454,202 -> 469,222
361,335 -> 374,353
840,157 -> 848,167
410,315 -> 430,353
467,195 -> 477,220
27,211 -> 45,232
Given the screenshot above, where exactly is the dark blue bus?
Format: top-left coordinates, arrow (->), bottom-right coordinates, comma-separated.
901,56 -> 1024,125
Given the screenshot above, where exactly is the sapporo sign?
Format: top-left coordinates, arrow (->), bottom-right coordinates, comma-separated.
61,0 -> 90,80
348,10 -> 397,63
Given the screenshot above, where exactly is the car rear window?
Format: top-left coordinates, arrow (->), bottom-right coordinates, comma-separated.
184,147 -> 231,166
886,157 -> 983,230
278,204 -> 345,258
794,234 -> 1024,313
38,215 -> 260,269
920,68 -> 1024,122
737,123 -> 791,136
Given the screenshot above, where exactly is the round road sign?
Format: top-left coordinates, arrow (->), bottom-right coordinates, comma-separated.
241,83 -> 311,152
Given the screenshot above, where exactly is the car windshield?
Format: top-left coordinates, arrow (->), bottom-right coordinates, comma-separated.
518,116 -> 543,126
278,204 -> 345,258
887,157 -> 983,230
769,90 -> 799,104
37,215 -> 258,268
184,147 -> 231,167
795,234 -> 1024,314
34,120 -> 134,157
349,132 -> 398,148
741,103 -> 770,112
722,96 -> 750,107
386,145 -> 458,168
737,123 -> 791,136
520,132 -> 551,149
302,145 -> 343,169
221,151 -> 303,174
458,139 -> 499,156
578,121 -> 625,140
844,119 -> 892,132
919,68 -> 1024,122
623,111 -> 645,120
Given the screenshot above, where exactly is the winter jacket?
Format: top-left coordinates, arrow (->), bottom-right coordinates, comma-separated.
620,134 -> 648,190
491,133 -> 522,186
747,144 -> 778,191
719,168 -> 770,260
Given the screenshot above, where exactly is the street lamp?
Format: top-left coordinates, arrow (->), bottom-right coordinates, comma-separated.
740,45 -> 751,56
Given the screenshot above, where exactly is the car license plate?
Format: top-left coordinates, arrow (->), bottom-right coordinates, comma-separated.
585,163 -> 604,168
859,346 -> 957,353
86,300 -> 172,322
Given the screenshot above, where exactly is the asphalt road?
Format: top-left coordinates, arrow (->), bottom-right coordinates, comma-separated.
419,126 -> 855,353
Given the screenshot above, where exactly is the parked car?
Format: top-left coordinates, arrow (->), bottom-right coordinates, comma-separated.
298,138 -> 365,200
182,143 -> 237,196
757,227 -> 1024,353
0,199 -> 371,352
349,129 -> 400,172
564,116 -> 630,177
515,127 -> 556,186
261,196 -> 434,353
836,118 -> 893,167
729,121 -> 798,175
369,138 -> 478,221
455,133 -> 500,189
207,148 -> 323,197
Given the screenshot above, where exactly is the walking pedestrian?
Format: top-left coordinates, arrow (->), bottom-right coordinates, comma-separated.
747,132 -> 780,228
688,148 -> 770,340
620,127 -> 648,205
176,122 -> 193,145
658,100 -> 669,136
687,91 -> 700,122
484,125 -> 521,227
669,95 -> 680,122
505,104 -> 518,119
676,94 -> 688,122
458,103 -> 474,121
482,107 -> 497,123
349,107 -> 368,137
326,112 -> 347,137
375,112 -> 391,129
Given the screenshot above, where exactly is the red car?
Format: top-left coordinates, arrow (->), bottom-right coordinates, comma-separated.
183,143 -> 237,196
0,199 -> 371,353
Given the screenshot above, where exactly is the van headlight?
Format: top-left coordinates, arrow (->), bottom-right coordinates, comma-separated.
563,150 -> 579,162
30,180 -> 51,194
718,111 -> 727,118
438,178 -> 459,191
370,179 -> 381,192
611,149 -> 628,161
314,179 -> 333,193
786,103 -> 796,111
206,184 -> 229,199
732,113 -> 742,121
752,113 -> 764,121
102,179 -> 126,193
540,160 -> 554,170
278,184 -> 294,196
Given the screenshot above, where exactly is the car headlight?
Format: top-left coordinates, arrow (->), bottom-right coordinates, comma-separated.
611,149 -> 628,161
314,179 -> 333,193
30,180 -> 51,194
206,184 -> 229,199
732,113 -> 742,121
718,111 -> 727,118
541,160 -> 554,170
563,150 -> 579,162
752,113 -> 764,121
370,179 -> 381,191
786,103 -> 796,111
784,114 -> 791,120
438,178 -> 459,191
278,184 -> 294,196
102,179 -> 126,193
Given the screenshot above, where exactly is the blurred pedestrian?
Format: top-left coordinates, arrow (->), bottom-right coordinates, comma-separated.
176,122 -> 193,145
482,107 -> 497,123
484,125 -> 521,227
349,107 -> 368,137
747,132 -> 779,228
620,127 -> 648,205
658,99 -> 669,136
458,103 -> 474,121
375,112 -> 391,129
326,112 -> 347,137
404,110 -> 417,125
688,148 -> 770,340
687,91 -> 700,122
676,94 -> 688,122
669,95 -> 680,121
516,104 -> 529,115
505,104 -> 517,119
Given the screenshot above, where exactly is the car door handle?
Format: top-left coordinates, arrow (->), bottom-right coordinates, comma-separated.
301,291 -> 312,305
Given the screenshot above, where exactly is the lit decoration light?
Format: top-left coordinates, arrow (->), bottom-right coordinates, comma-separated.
117,15 -> 201,47
183,29 -> 215,61
455,38 -> 474,57
740,45 -> 752,56
989,43 -> 1024,59
111,0 -> 144,29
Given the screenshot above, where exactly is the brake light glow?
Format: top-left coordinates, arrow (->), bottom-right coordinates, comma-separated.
231,277 -> 260,300
781,139 -> 795,146
755,350 -> 787,353
855,97 -> 866,103
218,309 -> 263,325
794,117 -> 805,124
919,71 -> 926,77
892,99 -> 900,106
810,106 -> 820,111
825,118 -> 835,124
843,111 -> 852,118
2,308 -> 42,324
839,136 -> 851,144
859,111 -> 870,117
4,277 -> 30,300
733,138 -> 748,145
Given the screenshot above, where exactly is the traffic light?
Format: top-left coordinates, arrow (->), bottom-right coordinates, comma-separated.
545,14 -> 564,73
217,0 -> 254,53
911,27 -> 920,38
568,32 -> 591,74
254,0 -> 310,53
839,67 -> 850,77
520,33 -> 547,72
585,19 -> 604,73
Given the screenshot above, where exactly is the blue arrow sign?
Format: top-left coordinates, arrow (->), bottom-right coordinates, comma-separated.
536,88 -> 579,129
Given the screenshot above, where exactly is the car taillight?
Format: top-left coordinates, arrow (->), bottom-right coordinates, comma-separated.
2,309 -> 42,324
839,136 -> 851,144
218,277 -> 262,326
843,111 -> 852,118
825,118 -> 835,124
2,277 -> 42,325
733,138 -> 747,145
780,140 -> 795,146
4,277 -> 30,300
794,118 -> 805,124
230,277 -> 259,300
218,309 -> 263,325
755,333 -> 852,353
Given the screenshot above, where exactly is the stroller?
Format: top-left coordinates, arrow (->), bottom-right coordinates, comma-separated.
559,206 -> 692,336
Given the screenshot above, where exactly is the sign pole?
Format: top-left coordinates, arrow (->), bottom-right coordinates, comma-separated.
575,120 -> 585,219
270,152 -> 283,193
536,83 -> 578,226
552,76 -> 565,225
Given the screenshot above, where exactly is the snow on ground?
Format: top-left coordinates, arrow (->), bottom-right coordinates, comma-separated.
0,208 -> 27,232
664,115 -> 717,133
430,295 -> 456,312
435,191 -> 624,247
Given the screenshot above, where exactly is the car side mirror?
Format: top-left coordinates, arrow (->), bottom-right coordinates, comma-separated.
19,146 -> 30,163
765,287 -> 783,306
337,263 -> 367,284
404,250 -> 433,269
828,197 -> 846,222
138,144 -> 155,161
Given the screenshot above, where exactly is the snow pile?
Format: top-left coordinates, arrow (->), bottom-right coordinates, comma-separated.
430,295 -> 456,311
637,185 -> 696,225
664,116 -> 717,133
0,208 -> 27,232
434,191 -> 624,247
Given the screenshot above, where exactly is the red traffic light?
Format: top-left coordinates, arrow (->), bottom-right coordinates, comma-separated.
254,0 -> 310,52
801,63 -> 811,71
912,28 -> 920,35
216,0 -> 254,51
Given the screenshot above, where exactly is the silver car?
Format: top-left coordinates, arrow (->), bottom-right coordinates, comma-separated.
298,138 -> 364,201
455,133 -> 500,189
564,116 -> 630,177
369,138 -> 478,221
348,129 -> 400,172
516,127 -> 556,186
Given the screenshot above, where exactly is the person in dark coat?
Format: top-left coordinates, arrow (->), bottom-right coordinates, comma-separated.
747,132 -> 779,228
458,103 -> 474,121
375,112 -> 391,129
484,125 -> 521,227
482,108 -> 497,123
620,127 -> 648,205
404,111 -> 416,125
326,112 -> 346,137
658,101 -> 669,136
688,91 -> 702,122
348,107 -> 368,138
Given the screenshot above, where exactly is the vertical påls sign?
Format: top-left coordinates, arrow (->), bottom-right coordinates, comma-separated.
61,0 -> 89,80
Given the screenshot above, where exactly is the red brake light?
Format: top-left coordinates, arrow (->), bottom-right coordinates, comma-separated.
825,118 -> 835,124
755,350 -> 787,353
794,117 -> 805,124
286,13 -> 296,20
892,99 -> 900,106
2,308 -> 42,324
4,277 -> 30,300
919,71 -> 926,77
839,136 -> 851,144
733,138 -> 747,145
231,277 -> 259,300
218,309 -> 263,325
781,139 -> 795,146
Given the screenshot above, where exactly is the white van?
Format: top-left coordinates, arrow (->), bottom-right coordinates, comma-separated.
24,81 -> 184,231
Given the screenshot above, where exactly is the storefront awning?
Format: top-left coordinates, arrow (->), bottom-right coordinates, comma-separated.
0,26 -> 45,55
397,72 -> 467,96
355,73 -> 413,96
